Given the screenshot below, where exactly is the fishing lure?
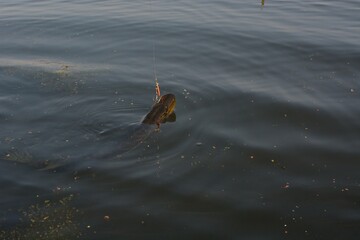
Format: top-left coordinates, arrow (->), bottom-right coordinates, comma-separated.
155,80 -> 161,102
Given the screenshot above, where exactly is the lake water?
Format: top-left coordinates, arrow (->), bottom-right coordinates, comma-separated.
0,0 -> 359,239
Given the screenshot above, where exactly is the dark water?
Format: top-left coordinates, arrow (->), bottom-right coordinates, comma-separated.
1,0 -> 359,239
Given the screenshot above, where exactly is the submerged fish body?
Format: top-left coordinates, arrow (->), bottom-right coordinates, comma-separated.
2,94 -> 177,166
99,93 -> 176,158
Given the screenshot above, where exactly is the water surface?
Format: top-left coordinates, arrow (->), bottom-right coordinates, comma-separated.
0,0 -> 359,239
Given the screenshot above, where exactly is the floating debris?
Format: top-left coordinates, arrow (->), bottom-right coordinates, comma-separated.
0,194 -> 82,239
55,65 -> 70,76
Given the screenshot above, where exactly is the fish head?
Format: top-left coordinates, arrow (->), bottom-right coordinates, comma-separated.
142,93 -> 176,125
158,93 -> 176,118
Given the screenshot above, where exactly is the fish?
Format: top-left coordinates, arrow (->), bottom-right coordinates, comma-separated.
142,93 -> 176,128
1,94 -> 177,168
97,93 -> 176,158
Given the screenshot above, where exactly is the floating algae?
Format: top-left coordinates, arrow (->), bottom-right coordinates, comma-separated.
0,194 -> 82,240
38,64 -> 85,94
0,58 -> 89,94
55,65 -> 70,76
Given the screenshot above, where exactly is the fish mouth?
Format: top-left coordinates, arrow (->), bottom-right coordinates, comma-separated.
142,93 -> 176,125
160,93 -> 176,117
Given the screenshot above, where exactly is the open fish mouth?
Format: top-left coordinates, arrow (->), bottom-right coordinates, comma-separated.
142,93 -> 176,125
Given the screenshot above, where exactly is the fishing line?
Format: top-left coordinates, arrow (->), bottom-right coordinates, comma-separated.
148,0 -> 161,101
